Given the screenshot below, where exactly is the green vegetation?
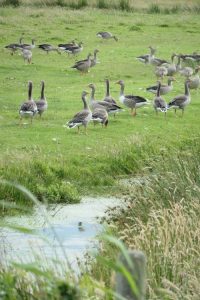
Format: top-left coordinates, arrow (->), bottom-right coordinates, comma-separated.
1,0 -> 200,13
91,136 -> 200,299
0,5 -> 200,297
0,6 -> 200,211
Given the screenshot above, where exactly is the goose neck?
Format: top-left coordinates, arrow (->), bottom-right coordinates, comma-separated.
157,82 -> 161,97
28,82 -> 32,100
41,82 -> 45,99
185,81 -> 190,96
120,83 -> 124,96
90,87 -> 95,102
106,80 -> 110,97
82,95 -> 89,110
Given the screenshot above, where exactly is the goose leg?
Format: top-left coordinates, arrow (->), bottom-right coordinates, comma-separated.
19,116 -> 22,126
77,126 -> 80,134
131,108 -> 136,117
181,109 -> 184,117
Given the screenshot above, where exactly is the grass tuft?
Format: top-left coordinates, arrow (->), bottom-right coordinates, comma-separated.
119,0 -> 131,11
147,3 -> 161,14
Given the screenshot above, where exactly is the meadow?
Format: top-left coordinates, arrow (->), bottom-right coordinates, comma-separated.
0,5 -> 200,211
0,4 -> 200,299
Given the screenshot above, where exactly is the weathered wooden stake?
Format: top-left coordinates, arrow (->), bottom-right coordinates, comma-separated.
115,250 -> 146,300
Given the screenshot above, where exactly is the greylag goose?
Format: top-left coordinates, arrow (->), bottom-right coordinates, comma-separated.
58,40 -> 77,50
5,37 -> 23,55
21,49 -> 32,64
96,32 -> 118,41
20,39 -> 36,50
90,49 -> 99,68
167,80 -> 191,116
36,81 -> 48,117
65,42 -> 83,55
115,80 -> 148,116
71,53 -> 92,74
155,66 -> 168,80
88,83 -> 122,114
176,55 -> 193,78
153,81 -> 167,116
67,91 -> 92,134
92,107 -> 108,127
103,79 -> 117,104
177,53 -> 200,63
149,48 -> 169,66
19,81 -> 37,124
166,53 -> 177,76
38,44 -> 60,54
136,46 -> 156,64
188,66 -> 200,90
146,77 -> 175,95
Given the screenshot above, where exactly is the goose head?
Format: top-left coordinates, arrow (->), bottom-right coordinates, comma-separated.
115,80 -> 124,86
88,83 -> 95,89
82,90 -> 89,97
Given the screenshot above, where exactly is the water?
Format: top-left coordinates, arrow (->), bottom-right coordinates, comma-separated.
0,196 -> 121,272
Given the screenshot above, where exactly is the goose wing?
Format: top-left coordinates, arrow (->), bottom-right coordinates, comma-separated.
20,100 -> 37,112
168,95 -> 187,107
154,97 -> 167,111
69,109 -> 90,125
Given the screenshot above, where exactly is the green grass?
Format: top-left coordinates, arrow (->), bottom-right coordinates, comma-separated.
0,7 -> 200,210
0,6 -> 200,299
89,136 -> 200,299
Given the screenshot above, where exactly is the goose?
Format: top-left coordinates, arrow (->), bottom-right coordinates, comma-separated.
96,32 -> 118,41
153,81 -> 167,116
58,40 -> 77,51
71,53 -> 92,74
67,91 -> 92,134
92,107 -> 108,127
38,44 -> 60,54
155,66 -> 168,80
188,66 -> 200,90
19,81 -> 37,125
136,46 -> 156,64
167,80 -> 191,116
88,83 -> 122,115
176,55 -> 193,78
20,39 -> 36,50
90,49 -> 99,68
5,37 -> 23,55
166,53 -> 177,76
65,42 -> 83,55
21,49 -> 32,64
103,79 -> 117,104
146,77 -> 175,95
179,53 -> 199,62
150,49 -> 169,66
115,80 -> 148,116
36,81 -> 48,117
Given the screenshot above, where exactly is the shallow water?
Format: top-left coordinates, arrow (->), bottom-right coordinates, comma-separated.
0,196 -> 121,272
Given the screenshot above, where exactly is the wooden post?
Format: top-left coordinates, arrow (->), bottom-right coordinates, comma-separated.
115,250 -> 146,300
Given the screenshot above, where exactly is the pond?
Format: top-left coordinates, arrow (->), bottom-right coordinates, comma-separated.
0,196 -> 122,273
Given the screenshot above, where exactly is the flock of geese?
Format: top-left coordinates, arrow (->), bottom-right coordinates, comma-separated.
4,33 -> 112,71
4,32 -> 200,133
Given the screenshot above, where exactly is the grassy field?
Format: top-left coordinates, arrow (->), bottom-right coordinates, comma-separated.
0,6 -> 200,209
0,4 -> 200,299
